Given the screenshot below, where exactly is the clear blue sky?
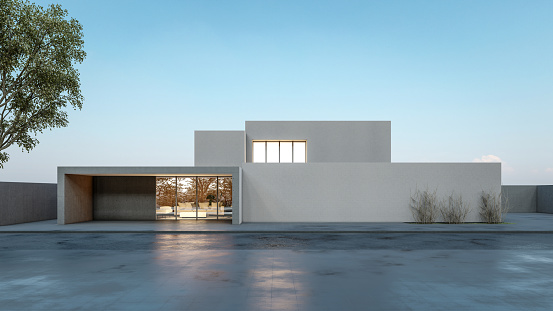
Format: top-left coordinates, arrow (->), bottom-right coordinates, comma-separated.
2,0 -> 552,184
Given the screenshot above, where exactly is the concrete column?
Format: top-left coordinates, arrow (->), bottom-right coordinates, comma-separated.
232,168 -> 242,224
59,174 -> 93,224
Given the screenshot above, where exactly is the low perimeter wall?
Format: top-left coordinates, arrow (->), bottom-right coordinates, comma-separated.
502,186 -> 537,213
501,185 -> 553,213
537,186 -> 553,213
242,162 -> 501,222
0,182 -> 57,226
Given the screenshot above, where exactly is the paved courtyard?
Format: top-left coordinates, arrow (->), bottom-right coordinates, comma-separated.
1,232 -> 553,310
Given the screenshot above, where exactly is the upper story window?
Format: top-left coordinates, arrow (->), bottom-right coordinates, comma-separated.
252,141 -> 306,163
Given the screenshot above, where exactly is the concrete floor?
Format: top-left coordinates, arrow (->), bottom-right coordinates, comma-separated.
2,213 -> 553,233
1,232 -> 553,310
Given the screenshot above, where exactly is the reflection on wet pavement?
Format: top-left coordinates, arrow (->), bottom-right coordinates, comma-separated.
1,234 -> 553,310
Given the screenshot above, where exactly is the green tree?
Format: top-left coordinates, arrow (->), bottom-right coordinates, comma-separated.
0,0 -> 85,168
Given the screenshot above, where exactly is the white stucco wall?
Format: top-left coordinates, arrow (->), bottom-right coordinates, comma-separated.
195,131 -> 245,166
245,121 -> 391,163
241,162 -> 501,222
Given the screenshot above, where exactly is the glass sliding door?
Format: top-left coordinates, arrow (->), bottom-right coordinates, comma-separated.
176,177 -> 196,219
156,177 -> 176,219
156,176 -> 232,221
218,177 -> 232,217
197,177 -> 217,219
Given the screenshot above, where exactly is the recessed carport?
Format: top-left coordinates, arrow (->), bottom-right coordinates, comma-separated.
57,167 -> 242,225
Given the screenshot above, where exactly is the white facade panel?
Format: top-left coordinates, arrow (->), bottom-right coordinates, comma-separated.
241,162 -> 501,222
245,121 -> 391,163
195,131 -> 245,166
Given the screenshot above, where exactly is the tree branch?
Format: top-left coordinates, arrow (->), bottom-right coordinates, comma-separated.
1,72 -> 34,109
0,70 -> 7,100
0,92 -> 30,146
0,1 -> 85,165
0,110 -> 25,150
0,71 -> 9,125
0,129 -> 25,152
0,33 -> 48,107
0,94 -> 46,151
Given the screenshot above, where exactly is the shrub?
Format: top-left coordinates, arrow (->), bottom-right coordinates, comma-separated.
479,191 -> 509,223
440,193 -> 471,224
410,188 -> 439,224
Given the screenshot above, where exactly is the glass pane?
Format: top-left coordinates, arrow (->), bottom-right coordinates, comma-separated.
267,142 -> 280,163
197,177 -> 217,218
177,177 -> 196,218
253,141 -> 266,163
293,141 -> 306,163
218,177 -> 232,217
156,177 -> 176,219
280,142 -> 292,163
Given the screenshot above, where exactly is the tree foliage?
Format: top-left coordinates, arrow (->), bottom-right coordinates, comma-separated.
155,177 -> 233,208
156,177 -> 177,207
0,0 -> 85,167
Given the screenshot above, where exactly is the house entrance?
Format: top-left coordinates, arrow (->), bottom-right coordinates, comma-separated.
155,176 -> 232,221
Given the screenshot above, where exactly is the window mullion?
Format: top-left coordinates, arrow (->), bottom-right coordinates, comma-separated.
292,141 -> 294,163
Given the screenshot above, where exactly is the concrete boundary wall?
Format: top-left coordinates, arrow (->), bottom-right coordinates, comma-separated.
502,186 -> 537,213
537,186 -> 553,213
242,162 -> 501,222
501,185 -> 553,214
0,182 -> 57,226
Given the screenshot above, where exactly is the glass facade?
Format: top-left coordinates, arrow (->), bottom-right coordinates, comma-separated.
252,140 -> 306,163
293,141 -> 306,163
156,176 -> 232,220
266,142 -> 280,163
155,177 -> 177,218
280,142 -> 292,163
252,141 -> 266,163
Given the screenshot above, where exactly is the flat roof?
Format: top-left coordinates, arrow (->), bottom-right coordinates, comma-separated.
58,166 -> 240,177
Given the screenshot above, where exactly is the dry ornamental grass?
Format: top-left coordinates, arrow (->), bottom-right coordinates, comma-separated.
410,188 -> 439,224
440,193 -> 471,224
480,191 -> 509,224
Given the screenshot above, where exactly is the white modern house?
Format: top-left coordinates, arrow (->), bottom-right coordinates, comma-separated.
58,121 -> 501,224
